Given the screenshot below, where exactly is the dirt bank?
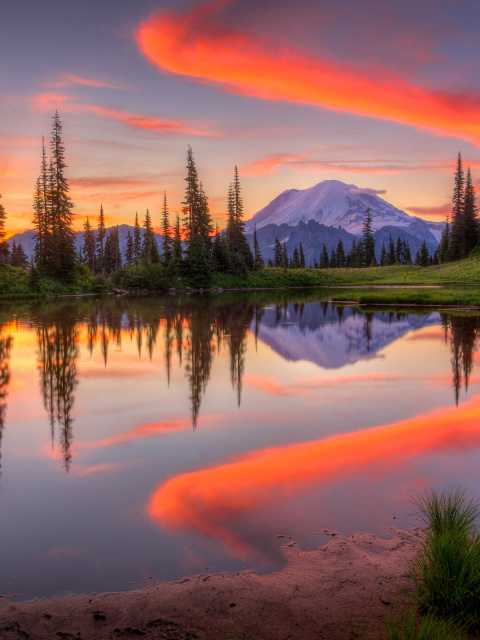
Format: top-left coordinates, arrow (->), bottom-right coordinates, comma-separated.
0,528 -> 421,640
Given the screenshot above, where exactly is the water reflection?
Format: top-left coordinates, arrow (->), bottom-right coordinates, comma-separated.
2,291 -> 480,598
0,331 -> 13,476
442,314 -> 480,405
36,308 -> 79,471
11,294 -> 480,471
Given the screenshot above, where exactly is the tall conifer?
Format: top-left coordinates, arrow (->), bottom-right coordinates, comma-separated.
451,152 -> 465,260
0,194 -> 9,264
161,191 -> 172,267
463,167 -> 478,256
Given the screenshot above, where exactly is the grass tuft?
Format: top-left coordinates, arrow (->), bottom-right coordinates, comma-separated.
386,606 -> 466,640
407,488 -> 480,630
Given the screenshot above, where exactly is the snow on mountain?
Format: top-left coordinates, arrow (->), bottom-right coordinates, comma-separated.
245,180 -> 444,243
253,303 -> 441,369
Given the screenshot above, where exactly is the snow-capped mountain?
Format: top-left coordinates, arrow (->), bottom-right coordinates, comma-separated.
253,303 -> 441,369
245,180 -> 443,243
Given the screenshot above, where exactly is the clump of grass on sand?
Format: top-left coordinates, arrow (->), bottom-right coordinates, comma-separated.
407,488 -> 480,630
386,606 -> 466,640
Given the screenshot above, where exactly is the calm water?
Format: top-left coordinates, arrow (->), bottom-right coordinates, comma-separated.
1,289 -> 480,599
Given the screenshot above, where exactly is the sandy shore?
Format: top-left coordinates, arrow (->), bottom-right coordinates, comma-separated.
0,528 -> 422,640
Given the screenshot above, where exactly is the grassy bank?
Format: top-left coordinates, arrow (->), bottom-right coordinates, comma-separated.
3,255 -> 480,300
329,287 -> 480,307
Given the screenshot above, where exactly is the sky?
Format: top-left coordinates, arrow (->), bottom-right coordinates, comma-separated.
2,0 -> 480,235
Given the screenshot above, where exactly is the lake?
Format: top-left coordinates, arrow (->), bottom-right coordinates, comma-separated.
1,289 -> 479,599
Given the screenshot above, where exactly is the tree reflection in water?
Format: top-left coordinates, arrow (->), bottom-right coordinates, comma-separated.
21,293 -> 480,471
36,308 -> 79,472
0,330 -> 13,477
442,313 -> 480,405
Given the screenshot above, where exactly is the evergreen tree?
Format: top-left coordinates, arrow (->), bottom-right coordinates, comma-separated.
388,235 -> 396,265
172,215 -> 183,272
380,243 -> 387,266
320,243 -> 329,268
125,231 -> 134,266
10,242 -> 28,268
416,240 -> 430,267
292,246 -> 300,268
395,237 -> 402,264
133,212 -> 141,266
0,194 -> 9,264
253,223 -> 264,270
32,138 -> 50,270
404,242 -> 412,265
225,166 -> 254,275
299,242 -> 306,268
463,167 -> 478,256
142,209 -> 160,264
282,242 -> 288,269
161,191 -> 172,267
336,239 -> 345,267
329,248 -> 337,268
438,219 -> 451,263
104,226 -> 122,272
451,152 -> 465,260
362,208 -> 376,267
96,204 -> 106,274
49,111 -> 75,279
273,237 -> 282,267
81,216 -> 96,272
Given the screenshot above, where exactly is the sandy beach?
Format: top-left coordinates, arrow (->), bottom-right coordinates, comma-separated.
0,528 -> 422,640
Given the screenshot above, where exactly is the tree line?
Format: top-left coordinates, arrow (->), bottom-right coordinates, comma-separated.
0,114 -> 477,283
438,153 -> 479,262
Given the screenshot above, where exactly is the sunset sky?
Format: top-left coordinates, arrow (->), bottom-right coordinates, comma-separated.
2,0 -> 480,235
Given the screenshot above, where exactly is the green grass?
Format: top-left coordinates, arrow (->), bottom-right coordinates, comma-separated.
330,287 -> 480,307
386,607 -> 466,640
406,488 -> 480,631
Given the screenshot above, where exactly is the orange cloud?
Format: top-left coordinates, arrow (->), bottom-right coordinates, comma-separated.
148,393 -> 480,555
407,203 -> 452,219
136,4 -> 480,145
46,73 -> 131,91
245,374 -> 312,398
31,92 -> 218,137
242,151 -> 451,177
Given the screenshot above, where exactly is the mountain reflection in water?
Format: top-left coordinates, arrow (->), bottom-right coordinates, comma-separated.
1,290 -> 480,598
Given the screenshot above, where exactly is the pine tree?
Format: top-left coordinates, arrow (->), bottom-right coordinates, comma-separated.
463,167 -> 478,256
416,240 -> 430,267
438,218 -> 451,263
81,216 -> 96,272
362,208 -> 376,267
125,231 -> 134,266
395,237 -> 402,264
451,152 -> 465,260
253,223 -> 264,270
388,235 -> 396,265
142,209 -> 159,264
336,239 -> 344,268
292,246 -> 300,268
282,242 -> 288,269
329,248 -> 337,268
320,243 -> 329,268
172,215 -> 183,272
133,212 -> 141,266
161,191 -> 172,267
96,204 -> 106,274
0,194 -> 9,264
49,111 -> 76,279
299,242 -> 306,268
404,241 -> 412,265
104,226 -> 122,272
10,242 -> 28,268
273,237 -> 282,267
32,138 -> 50,270
380,243 -> 387,266
225,166 -> 254,275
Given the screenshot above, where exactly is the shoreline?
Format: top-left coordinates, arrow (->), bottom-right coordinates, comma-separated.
0,528 -> 421,640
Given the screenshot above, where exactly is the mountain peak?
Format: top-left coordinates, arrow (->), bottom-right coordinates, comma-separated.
246,179 -> 422,237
